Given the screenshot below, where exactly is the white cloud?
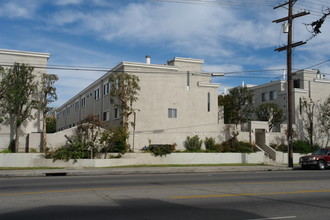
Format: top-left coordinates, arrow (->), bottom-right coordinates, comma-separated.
53,0 -> 84,6
46,2 -> 279,57
0,1 -> 40,19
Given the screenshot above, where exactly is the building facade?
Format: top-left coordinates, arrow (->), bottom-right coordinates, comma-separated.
57,57 -> 222,151
250,69 -> 330,146
0,49 -> 51,151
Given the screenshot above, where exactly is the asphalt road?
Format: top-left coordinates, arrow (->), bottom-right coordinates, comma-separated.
1,170 -> 330,220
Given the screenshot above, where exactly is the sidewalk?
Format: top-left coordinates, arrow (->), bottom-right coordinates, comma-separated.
0,165 -> 294,177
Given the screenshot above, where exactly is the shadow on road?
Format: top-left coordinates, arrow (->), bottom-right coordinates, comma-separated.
1,198 -> 264,220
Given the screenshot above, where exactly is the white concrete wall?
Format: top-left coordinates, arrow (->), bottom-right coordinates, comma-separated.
0,152 -> 266,167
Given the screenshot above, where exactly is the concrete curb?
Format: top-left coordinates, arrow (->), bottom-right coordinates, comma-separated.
0,165 -> 294,177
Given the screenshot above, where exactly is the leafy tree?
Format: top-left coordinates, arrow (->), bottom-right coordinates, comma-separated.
109,72 -> 140,130
100,126 -> 129,157
255,103 -> 285,131
76,114 -> 103,159
40,73 -> 58,152
319,95 -> 330,147
0,63 -> 39,152
301,97 -> 316,148
0,66 -> 14,123
218,87 -> 254,141
46,113 -> 57,133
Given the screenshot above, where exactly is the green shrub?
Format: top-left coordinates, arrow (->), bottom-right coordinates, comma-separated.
293,140 -> 318,154
45,138 -> 90,162
148,144 -> 176,157
220,138 -> 256,153
0,149 -> 12,153
204,137 -> 222,152
236,141 -> 255,153
184,135 -> 203,152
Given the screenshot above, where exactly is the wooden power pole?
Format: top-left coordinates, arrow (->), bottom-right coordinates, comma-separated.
273,0 -> 309,167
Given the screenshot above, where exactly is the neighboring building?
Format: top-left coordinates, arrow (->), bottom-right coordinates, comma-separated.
57,57 -> 222,151
250,69 -> 330,146
0,49 -> 51,151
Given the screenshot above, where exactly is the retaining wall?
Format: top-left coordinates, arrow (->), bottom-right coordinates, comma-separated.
0,152 -> 304,168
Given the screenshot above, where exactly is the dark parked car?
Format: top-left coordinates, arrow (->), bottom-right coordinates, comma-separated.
299,148 -> 330,170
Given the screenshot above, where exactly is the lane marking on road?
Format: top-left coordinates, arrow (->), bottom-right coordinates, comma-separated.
0,180 -> 326,197
246,216 -> 296,220
170,189 -> 330,199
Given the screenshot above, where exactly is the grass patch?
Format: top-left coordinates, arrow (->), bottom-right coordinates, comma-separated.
0,167 -> 64,170
101,163 -> 268,168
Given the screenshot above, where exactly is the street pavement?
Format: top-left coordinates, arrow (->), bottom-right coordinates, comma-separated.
0,165 -> 294,177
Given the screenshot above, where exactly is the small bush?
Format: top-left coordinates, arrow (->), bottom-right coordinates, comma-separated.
184,135 -> 203,152
236,141 -> 255,153
293,140 -> 318,154
204,137 -> 222,152
45,138 -> 90,162
148,144 -> 176,157
220,138 -> 256,153
0,149 -> 12,153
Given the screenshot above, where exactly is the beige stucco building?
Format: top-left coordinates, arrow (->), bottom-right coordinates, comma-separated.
250,69 -> 330,146
57,57 -> 223,151
0,49 -> 51,151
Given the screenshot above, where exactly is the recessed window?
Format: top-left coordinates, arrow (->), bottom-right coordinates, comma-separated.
168,108 -> 177,118
103,83 -> 110,96
94,88 -> 100,100
270,91 -> 277,100
207,92 -> 210,112
75,101 -> 79,110
103,111 -> 109,121
114,107 -> 119,119
81,97 -> 86,107
261,92 -> 268,102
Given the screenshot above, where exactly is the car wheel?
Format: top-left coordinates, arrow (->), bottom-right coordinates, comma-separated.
317,160 -> 326,170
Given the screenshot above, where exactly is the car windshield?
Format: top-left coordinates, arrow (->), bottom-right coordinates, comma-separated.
313,149 -> 328,155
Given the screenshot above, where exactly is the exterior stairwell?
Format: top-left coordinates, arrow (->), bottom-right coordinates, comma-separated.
255,140 -> 280,165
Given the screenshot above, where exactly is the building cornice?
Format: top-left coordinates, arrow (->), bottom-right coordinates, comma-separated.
0,49 -> 51,59
197,81 -> 220,88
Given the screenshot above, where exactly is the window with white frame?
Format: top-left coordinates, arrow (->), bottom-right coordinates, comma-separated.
103,82 -> 110,96
94,88 -> 100,100
103,111 -> 109,121
114,107 -> 119,119
207,92 -> 210,112
75,100 -> 79,110
261,92 -> 268,102
168,108 -> 177,118
81,96 -> 86,107
270,91 -> 277,100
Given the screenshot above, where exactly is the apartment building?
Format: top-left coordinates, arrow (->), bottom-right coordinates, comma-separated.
250,69 -> 330,145
57,57 -> 222,151
0,49 -> 51,151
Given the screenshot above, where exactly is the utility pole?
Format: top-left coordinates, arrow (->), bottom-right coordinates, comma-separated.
273,0 -> 309,168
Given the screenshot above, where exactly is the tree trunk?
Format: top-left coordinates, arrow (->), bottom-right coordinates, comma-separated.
15,126 -> 20,153
42,113 -> 47,152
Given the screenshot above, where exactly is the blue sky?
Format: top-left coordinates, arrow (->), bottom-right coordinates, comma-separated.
0,0 -> 329,107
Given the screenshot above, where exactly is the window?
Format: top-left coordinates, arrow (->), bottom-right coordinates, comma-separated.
115,79 -> 119,89
94,88 -> 100,100
168,108 -> 177,118
81,97 -> 86,107
75,101 -> 79,110
294,79 -> 300,88
114,107 -> 119,119
261,92 -> 268,102
207,92 -> 210,112
103,111 -> 109,121
270,91 -> 277,100
103,83 -> 110,95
